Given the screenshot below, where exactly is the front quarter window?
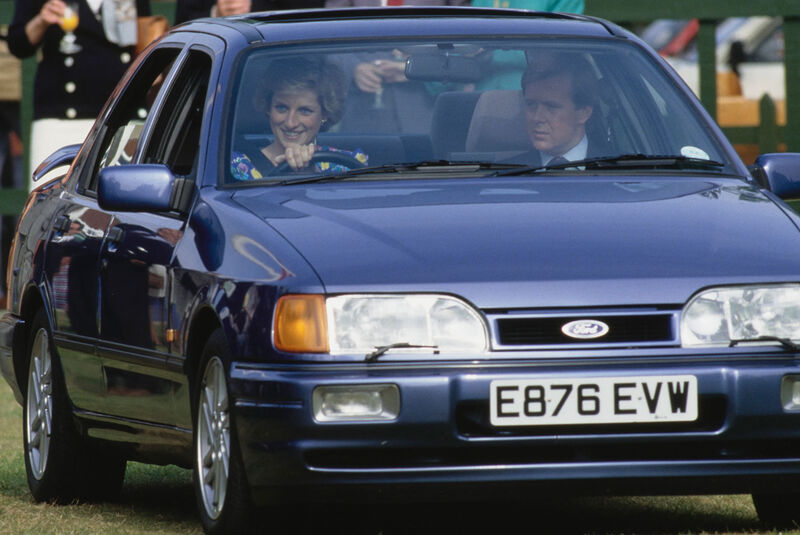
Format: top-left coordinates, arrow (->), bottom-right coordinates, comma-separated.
142,50 -> 212,178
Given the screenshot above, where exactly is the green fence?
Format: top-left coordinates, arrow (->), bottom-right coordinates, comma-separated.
1,0 -> 798,217
584,0 -> 800,158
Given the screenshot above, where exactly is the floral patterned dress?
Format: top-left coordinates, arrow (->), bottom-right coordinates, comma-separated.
231,143 -> 368,181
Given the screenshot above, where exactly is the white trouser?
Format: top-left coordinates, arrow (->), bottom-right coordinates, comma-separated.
29,118 -> 94,190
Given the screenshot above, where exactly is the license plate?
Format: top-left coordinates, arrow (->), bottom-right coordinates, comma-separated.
490,375 -> 698,426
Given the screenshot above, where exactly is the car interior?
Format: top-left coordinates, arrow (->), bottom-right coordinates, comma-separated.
227,40 -> 733,182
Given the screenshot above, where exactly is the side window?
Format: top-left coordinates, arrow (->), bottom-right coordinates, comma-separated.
143,51 -> 212,177
87,48 -> 179,191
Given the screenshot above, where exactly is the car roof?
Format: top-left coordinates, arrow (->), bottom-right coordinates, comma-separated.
171,7 -> 622,45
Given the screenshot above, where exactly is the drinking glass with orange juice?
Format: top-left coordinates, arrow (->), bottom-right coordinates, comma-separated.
58,2 -> 81,54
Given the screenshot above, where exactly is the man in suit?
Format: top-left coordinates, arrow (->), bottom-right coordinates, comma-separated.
513,54 -> 599,166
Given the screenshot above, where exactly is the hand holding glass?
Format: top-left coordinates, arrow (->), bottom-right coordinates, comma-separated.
59,2 -> 81,54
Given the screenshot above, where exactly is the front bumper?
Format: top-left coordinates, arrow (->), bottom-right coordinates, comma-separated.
229,356 -> 800,505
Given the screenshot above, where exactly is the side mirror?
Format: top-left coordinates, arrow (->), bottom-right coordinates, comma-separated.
97,164 -> 177,212
32,144 -> 82,184
751,153 -> 800,200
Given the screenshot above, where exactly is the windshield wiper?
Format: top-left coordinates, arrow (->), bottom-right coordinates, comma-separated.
729,336 -> 800,352
274,163 -> 402,186
274,160 -> 521,186
366,342 -> 439,362
494,154 -> 726,177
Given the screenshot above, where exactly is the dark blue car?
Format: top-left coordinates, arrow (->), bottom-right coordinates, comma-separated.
4,6 -> 800,533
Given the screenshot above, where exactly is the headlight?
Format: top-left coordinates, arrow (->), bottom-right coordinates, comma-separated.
273,294 -> 489,355
328,294 -> 488,355
681,284 -> 800,347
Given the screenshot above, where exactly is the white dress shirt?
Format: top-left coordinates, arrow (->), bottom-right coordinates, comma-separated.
541,134 -> 589,165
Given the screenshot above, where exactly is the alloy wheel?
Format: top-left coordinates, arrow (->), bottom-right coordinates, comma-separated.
196,355 -> 231,520
25,328 -> 53,481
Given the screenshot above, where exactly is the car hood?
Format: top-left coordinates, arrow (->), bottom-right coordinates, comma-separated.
232,177 -> 800,308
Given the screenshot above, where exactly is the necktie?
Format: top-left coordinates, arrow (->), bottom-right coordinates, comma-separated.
547,156 -> 569,166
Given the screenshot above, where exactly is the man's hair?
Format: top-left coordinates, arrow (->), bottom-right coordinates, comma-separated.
521,53 -> 598,110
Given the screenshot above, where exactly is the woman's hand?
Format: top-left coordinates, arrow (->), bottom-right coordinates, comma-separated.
353,62 -> 384,94
25,0 -> 66,46
375,59 -> 407,84
274,143 -> 316,171
39,0 -> 66,25
353,59 -> 407,93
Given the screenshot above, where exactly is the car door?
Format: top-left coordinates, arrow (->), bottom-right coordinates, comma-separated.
52,46 -> 184,417
93,48 -> 216,426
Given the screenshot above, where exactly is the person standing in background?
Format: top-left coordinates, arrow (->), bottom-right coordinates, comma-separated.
0,27 -> 22,309
470,0 -> 582,11
470,0 -> 584,90
8,0 -> 151,190
174,0 -> 324,24
325,0 -> 467,5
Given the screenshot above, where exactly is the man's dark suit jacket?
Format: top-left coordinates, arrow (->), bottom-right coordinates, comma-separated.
505,139 -> 610,167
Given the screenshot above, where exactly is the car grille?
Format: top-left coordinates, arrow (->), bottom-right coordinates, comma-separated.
489,309 -> 678,349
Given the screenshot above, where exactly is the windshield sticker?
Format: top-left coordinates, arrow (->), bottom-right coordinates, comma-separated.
681,146 -> 710,160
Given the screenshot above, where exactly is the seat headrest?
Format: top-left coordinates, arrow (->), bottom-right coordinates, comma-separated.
464,90 -> 530,153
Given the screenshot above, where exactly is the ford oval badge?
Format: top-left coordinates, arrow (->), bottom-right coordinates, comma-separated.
561,319 -> 610,340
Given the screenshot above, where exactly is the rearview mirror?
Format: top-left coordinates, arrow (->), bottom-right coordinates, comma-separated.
405,54 -> 482,83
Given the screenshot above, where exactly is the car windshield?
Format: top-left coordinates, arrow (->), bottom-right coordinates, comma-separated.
226,37 -> 736,184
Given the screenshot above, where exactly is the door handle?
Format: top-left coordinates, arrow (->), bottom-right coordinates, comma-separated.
53,215 -> 71,233
107,227 -> 124,244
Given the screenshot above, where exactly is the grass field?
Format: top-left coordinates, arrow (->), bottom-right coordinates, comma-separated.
0,377 -> 798,534
0,379 -> 200,535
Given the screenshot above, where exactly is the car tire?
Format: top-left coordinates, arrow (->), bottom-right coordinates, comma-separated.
23,309 -> 126,503
193,328 -> 253,535
752,492 -> 800,527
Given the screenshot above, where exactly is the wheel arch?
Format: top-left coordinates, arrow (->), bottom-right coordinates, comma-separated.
184,306 -> 223,390
13,285 -> 48,397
